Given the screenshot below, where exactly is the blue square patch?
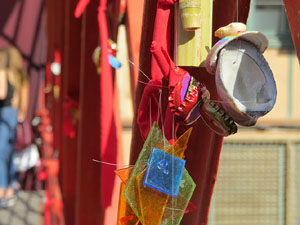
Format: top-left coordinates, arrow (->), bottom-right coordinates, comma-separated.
143,148 -> 185,197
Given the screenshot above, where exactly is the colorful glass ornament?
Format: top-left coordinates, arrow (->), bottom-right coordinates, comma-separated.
123,123 -> 169,224
122,123 -> 196,225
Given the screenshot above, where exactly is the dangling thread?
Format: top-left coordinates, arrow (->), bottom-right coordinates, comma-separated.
171,114 -> 175,225
158,89 -> 167,149
129,57 -> 255,105
128,59 -> 151,81
157,89 -> 166,161
92,159 -> 134,167
165,207 -> 185,212
150,98 -> 152,130
157,90 -> 161,123
137,80 -> 170,89
128,58 -> 169,89
212,99 -> 255,105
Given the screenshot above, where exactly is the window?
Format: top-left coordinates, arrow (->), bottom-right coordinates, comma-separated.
247,0 -> 294,48
256,0 -> 284,5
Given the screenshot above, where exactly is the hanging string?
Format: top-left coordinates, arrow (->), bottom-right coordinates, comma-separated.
172,114 -> 175,150
137,79 -> 169,89
150,98 -> 152,130
128,58 -> 170,147
171,114 -> 175,225
165,207 -> 184,212
156,89 -> 167,150
92,159 -> 149,170
128,58 -> 169,88
157,90 -> 161,122
159,90 -> 164,136
212,99 -> 253,104
138,79 -> 255,104
129,57 -> 255,104
136,77 -> 255,104
92,159 -> 135,167
128,59 -> 151,81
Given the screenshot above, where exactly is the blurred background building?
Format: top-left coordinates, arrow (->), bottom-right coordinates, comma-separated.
207,1 -> 300,225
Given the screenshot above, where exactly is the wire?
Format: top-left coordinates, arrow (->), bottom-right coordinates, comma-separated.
92,159 -> 134,167
128,59 -> 151,81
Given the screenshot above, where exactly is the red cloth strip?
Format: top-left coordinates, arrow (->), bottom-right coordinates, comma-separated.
74,0 -> 90,18
98,0 -> 116,208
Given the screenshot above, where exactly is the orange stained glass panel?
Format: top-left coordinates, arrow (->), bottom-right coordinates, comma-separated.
117,182 -> 139,225
136,168 -> 169,225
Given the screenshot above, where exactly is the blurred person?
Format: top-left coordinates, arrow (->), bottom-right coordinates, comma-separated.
0,46 -> 29,207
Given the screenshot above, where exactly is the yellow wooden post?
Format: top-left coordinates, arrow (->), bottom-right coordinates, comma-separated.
174,0 -> 213,67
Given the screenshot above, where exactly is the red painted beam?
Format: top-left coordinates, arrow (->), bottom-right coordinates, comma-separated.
59,0 -> 82,224
46,0 -> 81,224
47,0 -> 123,223
284,0 -> 300,62
45,1 -> 66,225
74,1 -> 105,224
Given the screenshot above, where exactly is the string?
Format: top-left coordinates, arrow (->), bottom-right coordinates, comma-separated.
128,58 -> 169,88
165,207 -> 185,212
129,59 -> 168,148
92,159 -> 134,167
130,58 -> 255,105
135,75 -> 255,105
137,79 -> 256,104
137,79 -> 169,89
150,98 -> 152,129
172,113 -> 175,153
158,89 -> 167,149
157,90 -> 161,122
92,159 -> 147,170
128,59 -> 151,81
159,90 -> 164,136
171,114 -> 175,225
129,51 -> 258,105
211,99 -> 254,104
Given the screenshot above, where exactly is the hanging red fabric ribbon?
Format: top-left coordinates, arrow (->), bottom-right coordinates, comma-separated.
98,0 -> 117,208
74,0 -> 117,208
74,0 -> 90,18
137,0 -> 180,141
